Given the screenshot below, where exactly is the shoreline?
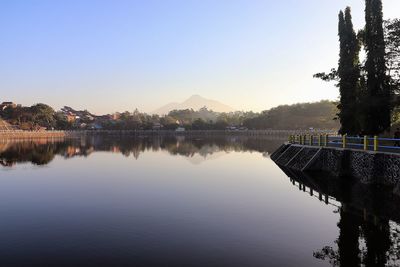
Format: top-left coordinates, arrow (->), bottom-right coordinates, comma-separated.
0,129 -> 337,140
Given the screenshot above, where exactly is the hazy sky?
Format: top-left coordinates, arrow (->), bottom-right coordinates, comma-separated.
1,0 -> 399,114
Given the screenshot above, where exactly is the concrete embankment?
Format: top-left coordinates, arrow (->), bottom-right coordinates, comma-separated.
0,131 -> 74,140
271,143 -> 400,186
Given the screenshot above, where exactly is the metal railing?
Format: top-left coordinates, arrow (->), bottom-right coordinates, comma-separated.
288,134 -> 400,153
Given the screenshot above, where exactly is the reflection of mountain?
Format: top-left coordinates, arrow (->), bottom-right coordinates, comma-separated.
175,145 -> 227,165
281,167 -> 400,266
0,136 -> 282,167
185,152 -> 226,165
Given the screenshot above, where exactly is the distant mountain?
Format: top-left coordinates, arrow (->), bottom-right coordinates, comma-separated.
153,95 -> 235,115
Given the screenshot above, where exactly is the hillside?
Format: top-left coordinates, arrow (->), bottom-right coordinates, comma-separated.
243,101 -> 339,130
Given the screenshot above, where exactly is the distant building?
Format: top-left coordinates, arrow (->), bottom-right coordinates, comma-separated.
175,127 -> 185,132
88,123 -> 102,130
152,122 -> 163,130
0,102 -> 17,111
66,115 -> 77,123
226,126 -> 238,131
111,113 -> 121,120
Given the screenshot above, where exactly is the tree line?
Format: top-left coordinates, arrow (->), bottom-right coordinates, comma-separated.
315,0 -> 400,135
0,101 -> 339,131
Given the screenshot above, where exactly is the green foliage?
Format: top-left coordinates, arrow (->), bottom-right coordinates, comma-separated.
385,19 -> 400,94
30,103 -> 56,128
363,0 -> 391,135
191,118 -> 210,130
0,103 -> 56,130
54,112 -> 72,130
168,107 -> 219,124
100,109 -> 158,130
163,107 -> 257,129
313,69 -> 338,82
337,7 -> 362,135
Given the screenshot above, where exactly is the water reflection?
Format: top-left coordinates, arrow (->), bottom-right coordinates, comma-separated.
280,167 -> 400,266
0,136 -> 283,167
2,137 -> 400,266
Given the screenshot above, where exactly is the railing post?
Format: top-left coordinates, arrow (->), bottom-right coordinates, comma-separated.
364,136 -> 368,151
342,134 -> 347,149
318,135 -> 322,147
374,136 -> 378,151
325,134 -> 329,147
310,135 -> 313,146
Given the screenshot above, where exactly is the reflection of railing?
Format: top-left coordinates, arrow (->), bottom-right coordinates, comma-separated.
289,178 -> 340,208
287,176 -> 392,227
288,134 -> 400,153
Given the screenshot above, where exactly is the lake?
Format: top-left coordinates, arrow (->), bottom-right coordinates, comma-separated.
0,136 -> 399,267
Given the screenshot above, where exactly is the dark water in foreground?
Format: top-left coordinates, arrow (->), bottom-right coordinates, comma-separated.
0,136 -> 399,267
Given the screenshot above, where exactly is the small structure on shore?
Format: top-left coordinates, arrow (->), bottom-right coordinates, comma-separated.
0,119 -> 19,131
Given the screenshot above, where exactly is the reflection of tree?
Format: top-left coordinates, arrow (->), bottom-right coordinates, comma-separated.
0,142 -> 63,166
0,136 -> 283,167
338,208 -> 362,267
314,207 -> 361,266
387,222 -> 400,265
31,144 -> 56,165
361,221 -> 391,267
314,207 -> 399,267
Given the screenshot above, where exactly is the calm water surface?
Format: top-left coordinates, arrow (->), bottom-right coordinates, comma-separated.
0,136 -> 399,267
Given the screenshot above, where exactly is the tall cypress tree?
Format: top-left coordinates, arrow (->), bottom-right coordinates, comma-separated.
363,0 -> 391,135
337,7 -> 361,135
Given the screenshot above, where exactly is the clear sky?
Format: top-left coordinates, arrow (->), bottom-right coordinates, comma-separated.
1,0 -> 399,114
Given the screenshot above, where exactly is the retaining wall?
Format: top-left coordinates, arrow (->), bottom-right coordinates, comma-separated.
0,131 -> 69,140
